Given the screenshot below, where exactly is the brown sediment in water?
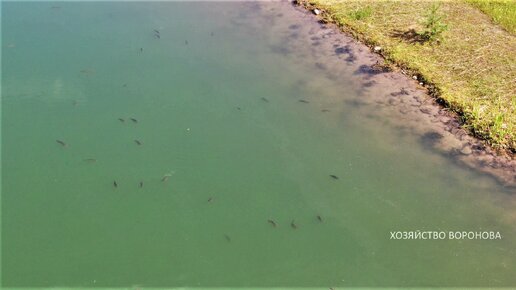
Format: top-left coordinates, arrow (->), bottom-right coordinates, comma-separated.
269,1 -> 516,188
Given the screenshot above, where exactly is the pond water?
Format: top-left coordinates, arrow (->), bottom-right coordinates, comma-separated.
2,1 -> 515,288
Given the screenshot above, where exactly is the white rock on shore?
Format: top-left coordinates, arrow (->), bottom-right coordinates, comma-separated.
461,146 -> 472,155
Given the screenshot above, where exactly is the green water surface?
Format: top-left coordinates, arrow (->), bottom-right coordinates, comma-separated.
2,1 -> 515,288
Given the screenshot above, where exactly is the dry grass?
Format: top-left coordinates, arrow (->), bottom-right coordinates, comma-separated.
301,0 -> 516,152
466,0 -> 516,33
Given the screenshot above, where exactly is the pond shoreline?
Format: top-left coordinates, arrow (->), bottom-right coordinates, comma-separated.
290,1 -> 516,189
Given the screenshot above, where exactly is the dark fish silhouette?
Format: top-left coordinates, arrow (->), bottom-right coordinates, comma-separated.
317,215 -> 323,222
56,140 -> 67,147
80,69 -> 94,74
210,32 -> 214,37
153,29 -> 160,34
267,219 -> 277,227
113,180 -> 118,188
207,197 -> 213,203
261,97 -> 269,103
122,83 -> 127,87
118,118 -> 125,122
130,118 -> 138,123
321,109 -> 330,112
139,181 -> 144,188
140,48 -> 143,53
298,99 -> 309,103
83,158 -> 97,163
291,220 -> 297,229
185,40 -> 188,45
161,175 -> 170,182
224,234 -> 231,242
155,34 -> 160,39
330,175 -> 339,180
134,139 -> 142,146
236,107 -> 241,110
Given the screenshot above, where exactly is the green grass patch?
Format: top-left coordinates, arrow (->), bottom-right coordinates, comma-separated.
301,0 -> 516,152
466,0 -> 516,33
348,6 -> 372,20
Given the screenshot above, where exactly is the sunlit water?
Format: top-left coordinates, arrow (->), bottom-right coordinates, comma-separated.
2,1 -> 515,288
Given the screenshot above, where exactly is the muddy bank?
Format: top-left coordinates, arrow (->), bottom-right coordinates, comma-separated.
241,0 -> 515,188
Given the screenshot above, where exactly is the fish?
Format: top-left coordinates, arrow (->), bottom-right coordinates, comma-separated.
161,171 -> 174,182
236,107 -> 241,110
267,219 -> 277,227
210,32 -> 214,37
139,181 -> 144,188
153,29 -> 160,34
80,69 -> 94,74
122,83 -> 127,87
134,139 -> 142,146
139,48 -> 143,53
321,109 -> 330,112
113,180 -> 118,188
155,34 -> 160,39
207,197 -> 213,203
56,140 -> 67,147
330,175 -> 339,180
224,234 -> 231,242
298,99 -> 309,103
261,97 -> 269,103
130,118 -> 138,123
185,40 -> 188,45
291,220 -> 297,229
317,215 -> 323,222
83,158 -> 97,163
118,118 -> 125,122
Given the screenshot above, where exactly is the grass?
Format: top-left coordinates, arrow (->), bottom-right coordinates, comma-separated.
348,6 -> 373,20
466,0 -> 516,33
300,0 -> 516,153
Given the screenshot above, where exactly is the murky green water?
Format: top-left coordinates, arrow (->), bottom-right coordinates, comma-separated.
2,1 -> 515,288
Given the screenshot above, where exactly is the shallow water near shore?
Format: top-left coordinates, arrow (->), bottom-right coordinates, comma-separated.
2,1 -> 515,288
